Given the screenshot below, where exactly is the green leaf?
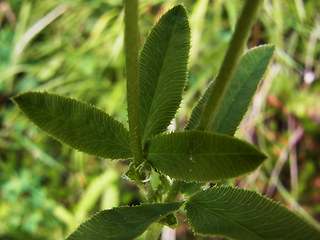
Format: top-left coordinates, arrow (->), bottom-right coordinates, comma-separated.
13,92 -> 131,159
145,130 -> 266,182
186,45 -> 274,135
66,202 -> 182,240
159,213 -> 178,229
139,5 -> 190,144
181,182 -> 205,195
185,186 -> 320,240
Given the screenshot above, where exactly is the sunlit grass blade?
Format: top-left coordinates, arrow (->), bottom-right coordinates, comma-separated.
13,92 -> 131,159
185,186 -> 320,240
67,202 -> 182,240
145,130 -> 266,182
139,5 -> 190,144
186,45 -> 274,135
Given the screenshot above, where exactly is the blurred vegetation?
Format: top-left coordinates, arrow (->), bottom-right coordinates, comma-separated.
0,0 -> 319,239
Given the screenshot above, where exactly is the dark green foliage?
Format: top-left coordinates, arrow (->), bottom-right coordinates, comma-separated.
11,2 -> 320,240
13,92 -> 132,160
185,186 -> 320,240
67,202 -> 182,240
146,131 -> 266,182
139,5 -> 190,145
186,45 -> 275,135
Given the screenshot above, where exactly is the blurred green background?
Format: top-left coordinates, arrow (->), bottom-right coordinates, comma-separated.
1,0 -> 319,239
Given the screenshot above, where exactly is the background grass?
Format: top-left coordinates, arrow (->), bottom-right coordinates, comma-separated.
1,0 -> 320,239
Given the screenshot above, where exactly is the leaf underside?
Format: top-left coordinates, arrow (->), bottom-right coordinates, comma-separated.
182,45 -> 274,194
186,45 -> 274,135
185,186 -> 320,240
145,130 -> 266,182
13,92 -> 132,160
139,5 -> 190,145
67,202 -> 182,240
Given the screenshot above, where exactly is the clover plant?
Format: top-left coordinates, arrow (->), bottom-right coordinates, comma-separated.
13,0 -> 320,239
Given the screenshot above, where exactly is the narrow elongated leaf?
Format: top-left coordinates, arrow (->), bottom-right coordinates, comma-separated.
67,202 -> 182,240
185,186 -> 320,240
186,45 -> 274,135
145,131 -> 266,182
13,92 -> 131,159
139,5 -> 190,144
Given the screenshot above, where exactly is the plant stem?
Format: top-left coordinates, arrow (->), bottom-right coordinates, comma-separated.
145,223 -> 164,240
124,0 -> 144,165
124,4 -> 161,238
165,181 -> 182,202
164,0 -> 263,208
145,180 -> 183,240
198,0 -> 263,131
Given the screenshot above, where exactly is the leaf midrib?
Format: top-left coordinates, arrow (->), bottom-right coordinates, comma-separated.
28,100 -> 131,155
148,152 -> 264,157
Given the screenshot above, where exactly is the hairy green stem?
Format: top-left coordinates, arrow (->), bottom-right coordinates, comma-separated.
165,180 -> 183,202
124,0 -> 144,165
145,180 -> 183,240
198,0 -> 263,131
145,223 -> 164,240
124,2 -> 162,238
